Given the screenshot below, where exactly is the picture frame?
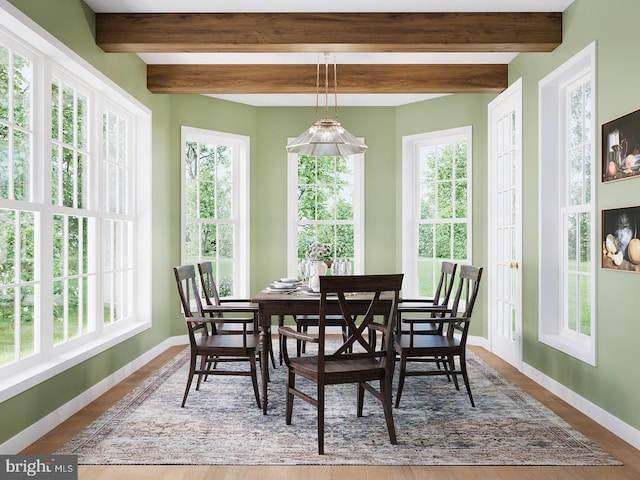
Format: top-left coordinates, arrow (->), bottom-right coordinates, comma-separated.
601,206 -> 640,272
602,109 -> 640,182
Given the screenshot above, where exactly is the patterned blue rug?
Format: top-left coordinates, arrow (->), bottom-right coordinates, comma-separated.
56,344 -> 622,465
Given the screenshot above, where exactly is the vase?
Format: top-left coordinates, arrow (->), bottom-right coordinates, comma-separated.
309,261 -> 328,292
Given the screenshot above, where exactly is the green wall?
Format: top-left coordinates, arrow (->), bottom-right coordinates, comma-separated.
2,0 -> 639,448
508,0 -> 640,429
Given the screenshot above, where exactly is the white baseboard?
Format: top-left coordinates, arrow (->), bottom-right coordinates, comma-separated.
521,362 -> 640,451
0,336 -> 187,454
4,332 -> 639,457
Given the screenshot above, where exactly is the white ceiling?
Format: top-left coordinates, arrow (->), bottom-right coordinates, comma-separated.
83,0 -> 575,107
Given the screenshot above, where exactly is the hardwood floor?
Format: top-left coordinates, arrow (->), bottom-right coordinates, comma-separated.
22,343 -> 640,480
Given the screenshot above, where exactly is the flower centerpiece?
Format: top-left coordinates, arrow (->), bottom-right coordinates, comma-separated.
306,242 -> 332,291
306,241 -> 332,262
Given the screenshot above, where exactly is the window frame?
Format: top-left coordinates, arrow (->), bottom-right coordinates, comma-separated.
286,148 -> 365,277
538,42 -> 597,366
0,4 -> 152,402
180,126 -> 250,298
401,126 -> 473,297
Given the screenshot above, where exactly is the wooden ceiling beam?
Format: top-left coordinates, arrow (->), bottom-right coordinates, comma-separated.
146,64 -> 507,94
97,12 -> 562,53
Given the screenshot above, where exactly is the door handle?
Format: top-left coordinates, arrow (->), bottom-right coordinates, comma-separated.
509,261 -> 519,269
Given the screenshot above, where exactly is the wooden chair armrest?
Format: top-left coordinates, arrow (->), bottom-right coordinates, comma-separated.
400,297 -> 436,303
278,326 -> 319,344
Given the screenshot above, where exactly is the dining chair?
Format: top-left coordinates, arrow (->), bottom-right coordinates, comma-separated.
397,261 -> 458,336
198,261 -> 275,369
394,264 -> 483,408
173,264 -> 261,408
279,273 -> 404,454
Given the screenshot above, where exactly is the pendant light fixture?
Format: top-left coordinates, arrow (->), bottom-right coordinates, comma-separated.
286,54 -> 367,156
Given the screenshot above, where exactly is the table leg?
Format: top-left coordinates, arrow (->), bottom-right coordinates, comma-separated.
258,313 -> 270,414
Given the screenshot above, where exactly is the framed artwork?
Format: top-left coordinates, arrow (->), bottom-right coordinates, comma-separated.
602,206 -> 640,272
602,109 -> 640,182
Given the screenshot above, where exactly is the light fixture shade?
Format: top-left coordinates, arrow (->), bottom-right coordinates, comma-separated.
286,119 -> 368,156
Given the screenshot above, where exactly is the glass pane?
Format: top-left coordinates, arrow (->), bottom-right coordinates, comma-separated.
185,142 -> 198,180
566,272 -> 577,332
335,224 -> 354,258
566,213 -> 577,270
199,181 -> 216,218
185,180 -> 198,218
437,144 -> 453,181
216,145 -> 232,183
12,129 -> 31,201
52,280 -> 65,345
298,186 -> 316,220
453,222 -> 468,260
20,211 -> 35,283
335,185 -> 353,220
184,223 -> 199,263
77,93 -> 88,149
216,182 -> 232,219
0,45 -> 9,122
198,144 -> 215,180
0,209 -> 16,284
62,85 -> 74,145
579,212 -> 591,272
0,124 -> 8,199
580,277 -> 591,336
435,223 -> 452,259
317,155 -> 336,183
417,258 -> 437,297
420,145 -> 436,182
218,224 -> 234,259
298,155 -> 315,185
68,278 -> 80,340
0,287 -> 15,366
418,223 -> 433,258
436,182 -> 453,219
51,80 -> 59,139
454,141 -> 467,179
53,215 -> 65,277
455,181 -> 467,218
20,285 -> 35,358
201,223 -> 217,258
62,147 -> 74,208
13,53 -> 32,130
316,185 -> 335,221
420,183 -> 435,219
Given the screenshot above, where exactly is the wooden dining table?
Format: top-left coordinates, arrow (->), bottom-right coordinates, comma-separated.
251,287 -> 395,414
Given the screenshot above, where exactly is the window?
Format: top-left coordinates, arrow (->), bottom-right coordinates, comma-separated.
539,42 -> 597,365
181,127 -> 250,297
0,6 -> 151,401
287,152 -> 364,276
402,127 -> 472,297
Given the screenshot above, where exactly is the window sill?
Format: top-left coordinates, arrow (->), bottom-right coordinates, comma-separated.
0,320 -> 151,404
539,332 -> 596,366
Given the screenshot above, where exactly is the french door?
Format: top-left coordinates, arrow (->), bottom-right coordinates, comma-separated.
488,79 -> 523,369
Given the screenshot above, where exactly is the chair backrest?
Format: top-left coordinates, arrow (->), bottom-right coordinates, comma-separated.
173,265 -> 208,341
434,261 -> 457,307
197,261 -> 221,307
318,274 -> 403,369
446,264 -> 483,338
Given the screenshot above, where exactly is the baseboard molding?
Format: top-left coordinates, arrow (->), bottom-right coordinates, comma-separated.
521,361 -> 640,451
4,332 -> 639,456
0,336 -> 187,454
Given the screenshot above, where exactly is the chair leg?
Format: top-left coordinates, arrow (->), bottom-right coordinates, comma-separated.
285,369 -> 295,425
182,355 -> 197,407
459,352 -> 475,407
356,383 -> 365,417
250,354 -> 261,408
395,352 -> 408,408
196,355 -> 207,391
447,355 -> 460,391
268,331 -> 276,369
317,386 -> 325,455
381,375 -> 398,445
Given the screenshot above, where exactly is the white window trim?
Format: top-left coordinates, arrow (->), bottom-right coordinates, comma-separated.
0,1 -> 152,403
401,126 -> 473,297
538,41 -> 597,366
180,126 -> 251,298
286,146 -> 365,277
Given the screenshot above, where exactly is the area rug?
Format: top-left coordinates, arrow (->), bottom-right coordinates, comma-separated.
56,344 -> 622,466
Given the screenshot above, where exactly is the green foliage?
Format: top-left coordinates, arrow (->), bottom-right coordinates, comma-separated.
296,155 -> 355,260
